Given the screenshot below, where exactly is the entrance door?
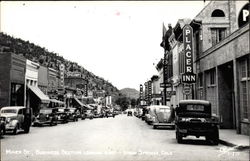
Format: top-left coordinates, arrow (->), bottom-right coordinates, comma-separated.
218,62 -> 235,129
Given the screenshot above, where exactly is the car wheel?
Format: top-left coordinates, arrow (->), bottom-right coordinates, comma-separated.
13,126 -> 17,135
24,126 -> 30,133
153,125 -> 157,129
212,129 -> 219,145
176,130 -> 182,143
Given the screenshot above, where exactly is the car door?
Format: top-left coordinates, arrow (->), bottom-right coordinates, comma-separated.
17,109 -> 24,124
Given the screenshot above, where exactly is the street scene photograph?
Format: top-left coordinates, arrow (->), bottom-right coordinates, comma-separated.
0,1 -> 249,161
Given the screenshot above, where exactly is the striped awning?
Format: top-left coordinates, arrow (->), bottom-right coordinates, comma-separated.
27,85 -> 50,103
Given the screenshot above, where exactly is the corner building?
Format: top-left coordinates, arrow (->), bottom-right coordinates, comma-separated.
192,1 -> 249,135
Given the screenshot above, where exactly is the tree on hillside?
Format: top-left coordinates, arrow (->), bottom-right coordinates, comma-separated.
115,96 -> 130,111
130,98 -> 137,108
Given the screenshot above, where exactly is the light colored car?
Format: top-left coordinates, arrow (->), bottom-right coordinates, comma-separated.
0,106 -> 32,134
151,105 -> 175,129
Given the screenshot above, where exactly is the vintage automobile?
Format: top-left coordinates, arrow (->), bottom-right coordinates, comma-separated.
0,116 -> 6,137
107,111 -> 115,118
127,111 -> 133,116
175,100 -> 219,145
85,110 -> 94,119
33,108 -> 58,126
64,108 -> 79,122
0,106 -> 32,134
150,105 -> 175,129
55,108 -> 69,124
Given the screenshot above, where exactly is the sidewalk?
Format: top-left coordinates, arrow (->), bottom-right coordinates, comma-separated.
219,129 -> 249,149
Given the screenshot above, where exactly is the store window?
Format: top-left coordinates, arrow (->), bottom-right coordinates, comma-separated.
10,83 -> 24,106
211,28 -> 226,46
240,56 -> 250,119
210,68 -> 216,85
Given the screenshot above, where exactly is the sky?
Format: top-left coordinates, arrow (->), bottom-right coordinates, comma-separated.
0,1 -> 209,90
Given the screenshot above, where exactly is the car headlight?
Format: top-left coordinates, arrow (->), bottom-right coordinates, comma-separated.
6,117 -> 11,123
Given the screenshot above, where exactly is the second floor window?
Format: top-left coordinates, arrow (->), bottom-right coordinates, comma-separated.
211,28 -> 226,45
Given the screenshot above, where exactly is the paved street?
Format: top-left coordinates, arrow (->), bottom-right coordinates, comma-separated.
1,115 -> 249,161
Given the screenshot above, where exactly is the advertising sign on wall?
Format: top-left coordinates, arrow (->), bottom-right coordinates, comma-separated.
182,24 -> 196,84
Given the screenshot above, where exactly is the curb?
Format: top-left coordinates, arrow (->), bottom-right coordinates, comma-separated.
219,139 -> 250,150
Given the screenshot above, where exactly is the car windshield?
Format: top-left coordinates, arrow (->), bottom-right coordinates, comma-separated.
39,109 -> 52,114
177,104 -> 210,118
1,109 -> 17,114
159,108 -> 170,112
186,105 -> 205,111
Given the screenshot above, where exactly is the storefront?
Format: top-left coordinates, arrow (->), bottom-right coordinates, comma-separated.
26,60 -> 50,115
0,52 -> 26,107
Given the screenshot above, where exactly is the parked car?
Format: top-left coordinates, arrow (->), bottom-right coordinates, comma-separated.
55,108 -> 68,124
127,111 -> 133,116
0,116 -> 6,137
64,108 -> 79,122
0,106 -> 32,134
107,112 -> 115,118
150,105 -> 175,129
85,110 -> 94,119
33,108 -> 58,126
145,106 -> 154,124
175,100 -> 219,145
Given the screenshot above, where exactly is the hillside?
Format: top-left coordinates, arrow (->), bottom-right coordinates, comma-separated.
119,88 -> 139,99
0,32 -> 120,98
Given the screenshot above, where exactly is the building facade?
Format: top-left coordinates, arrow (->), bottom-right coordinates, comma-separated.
193,1 -> 249,135
0,52 -> 26,107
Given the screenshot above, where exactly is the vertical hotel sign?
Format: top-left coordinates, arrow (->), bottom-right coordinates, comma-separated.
58,64 -> 65,94
182,25 -> 196,84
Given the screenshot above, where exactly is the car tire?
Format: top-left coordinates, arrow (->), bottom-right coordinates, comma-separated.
13,126 -> 17,135
176,130 -> 182,143
212,129 -> 219,145
24,126 -> 30,133
153,125 -> 157,129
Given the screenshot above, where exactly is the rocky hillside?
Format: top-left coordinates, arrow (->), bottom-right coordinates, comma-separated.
119,88 -> 139,99
0,32 -> 120,98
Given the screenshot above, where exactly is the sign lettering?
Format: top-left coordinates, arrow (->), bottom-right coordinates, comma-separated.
238,3 -> 249,28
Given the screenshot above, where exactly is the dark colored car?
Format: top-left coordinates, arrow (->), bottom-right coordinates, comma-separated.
175,100 -> 219,145
64,108 -> 79,122
33,108 -> 58,126
0,116 -> 6,137
55,108 -> 68,124
127,111 -> 132,116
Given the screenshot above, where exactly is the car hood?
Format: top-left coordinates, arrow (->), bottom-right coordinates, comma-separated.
0,113 -> 17,118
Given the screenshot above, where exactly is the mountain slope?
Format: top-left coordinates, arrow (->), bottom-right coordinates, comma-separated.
119,88 -> 139,99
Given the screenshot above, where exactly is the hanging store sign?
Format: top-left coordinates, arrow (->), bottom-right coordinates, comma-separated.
140,84 -> 143,100
182,24 -> 196,84
58,64 -> 65,94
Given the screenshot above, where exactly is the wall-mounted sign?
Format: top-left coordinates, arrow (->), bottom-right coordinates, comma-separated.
160,83 -> 172,88
183,25 -> 194,73
140,84 -> 143,100
182,73 -> 196,83
183,84 -> 192,95
59,64 -> 65,89
66,72 -> 82,78
182,24 -> 196,84
238,3 -> 249,28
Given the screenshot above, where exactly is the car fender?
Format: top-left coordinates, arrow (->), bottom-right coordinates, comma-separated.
9,119 -> 19,127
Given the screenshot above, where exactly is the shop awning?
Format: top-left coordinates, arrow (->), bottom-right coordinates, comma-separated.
27,85 -> 50,103
73,97 -> 84,107
50,99 -> 64,105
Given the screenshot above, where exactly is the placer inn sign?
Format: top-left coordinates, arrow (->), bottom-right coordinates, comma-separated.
182,24 -> 196,84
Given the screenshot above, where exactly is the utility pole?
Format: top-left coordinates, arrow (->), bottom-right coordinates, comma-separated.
163,50 -> 167,105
